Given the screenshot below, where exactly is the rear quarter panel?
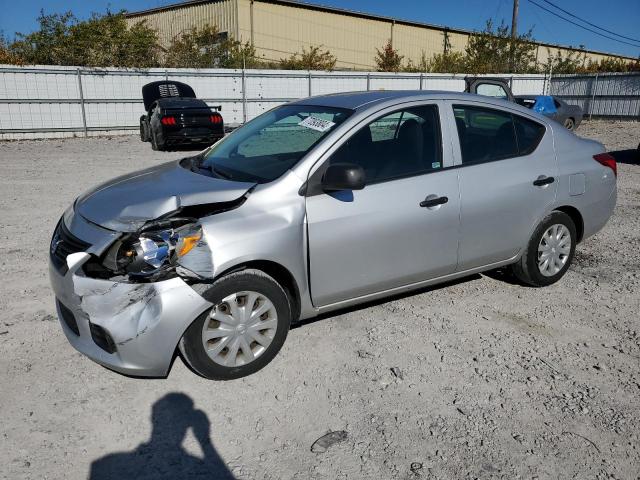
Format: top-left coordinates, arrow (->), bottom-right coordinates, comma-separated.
550,125 -> 616,239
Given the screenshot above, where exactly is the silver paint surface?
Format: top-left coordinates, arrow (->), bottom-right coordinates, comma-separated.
50,90 -> 617,376
75,160 -> 254,232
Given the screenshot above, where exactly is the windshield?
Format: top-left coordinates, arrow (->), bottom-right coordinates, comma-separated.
197,104 -> 352,183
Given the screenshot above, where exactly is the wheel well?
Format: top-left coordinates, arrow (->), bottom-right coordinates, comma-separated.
555,206 -> 584,242
216,261 -> 301,320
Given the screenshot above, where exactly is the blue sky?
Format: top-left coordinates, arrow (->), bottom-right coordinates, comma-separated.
1,0 -> 638,58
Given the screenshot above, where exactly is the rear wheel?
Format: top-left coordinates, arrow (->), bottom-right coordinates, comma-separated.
563,118 -> 575,130
139,118 -> 149,142
179,270 -> 291,380
150,129 -> 165,151
512,211 -> 576,287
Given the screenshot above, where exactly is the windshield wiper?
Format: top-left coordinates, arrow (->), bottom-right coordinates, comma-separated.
210,166 -> 233,180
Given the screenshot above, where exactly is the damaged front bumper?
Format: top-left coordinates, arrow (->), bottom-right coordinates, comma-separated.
50,252 -> 212,377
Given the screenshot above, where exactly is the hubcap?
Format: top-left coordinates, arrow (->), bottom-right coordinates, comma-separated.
537,224 -> 572,277
201,291 -> 278,367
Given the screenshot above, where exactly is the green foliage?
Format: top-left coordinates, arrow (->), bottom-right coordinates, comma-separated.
580,56 -> 640,73
9,10 -> 159,67
542,49 -> 585,74
464,20 -> 537,73
404,51 -> 429,73
424,52 -> 468,73
2,9 -> 637,74
375,40 -> 404,72
279,45 -> 337,71
164,25 -> 258,69
0,33 -> 23,65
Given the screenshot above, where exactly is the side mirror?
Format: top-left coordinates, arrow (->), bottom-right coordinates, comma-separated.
322,163 -> 365,192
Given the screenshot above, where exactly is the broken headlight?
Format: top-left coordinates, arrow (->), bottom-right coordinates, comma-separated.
103,222 -> 202,279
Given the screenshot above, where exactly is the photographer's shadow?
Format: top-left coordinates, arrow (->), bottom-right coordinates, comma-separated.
89,392 -> 235,480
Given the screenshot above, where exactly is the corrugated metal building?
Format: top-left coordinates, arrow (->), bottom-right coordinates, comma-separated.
125,0 -> 635,70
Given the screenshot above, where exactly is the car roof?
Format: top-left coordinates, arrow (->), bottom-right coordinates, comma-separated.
290,90 -> 519,111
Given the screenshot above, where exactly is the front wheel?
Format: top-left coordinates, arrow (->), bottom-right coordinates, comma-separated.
564,118 -> 575,130
179,270 -> 292,380
512,211 -> 577,287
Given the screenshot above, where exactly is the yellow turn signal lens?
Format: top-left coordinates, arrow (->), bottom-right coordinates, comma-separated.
177,230 -> 202,257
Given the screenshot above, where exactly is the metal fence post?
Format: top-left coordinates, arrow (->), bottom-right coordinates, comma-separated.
419,73 -> 423,90
308,71 -> 312,96
589,73 -> 599,121
241,69 -> 247,124
366,72 -> 370,91
76,68 -> 87,138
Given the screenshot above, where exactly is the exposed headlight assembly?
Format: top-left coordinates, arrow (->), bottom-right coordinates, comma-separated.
103,220 -> 202,279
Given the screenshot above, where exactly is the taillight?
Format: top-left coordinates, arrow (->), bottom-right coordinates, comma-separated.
161,116 -> 176,126
593,153 -> 617,177
210,115 -> 222,124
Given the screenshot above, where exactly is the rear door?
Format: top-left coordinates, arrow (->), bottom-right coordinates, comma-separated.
305,102 -> 460,307
465,78 -> 514,102
449,102 -> 557,270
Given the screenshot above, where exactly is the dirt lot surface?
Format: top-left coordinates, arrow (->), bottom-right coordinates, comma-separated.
1,121 -> 639,480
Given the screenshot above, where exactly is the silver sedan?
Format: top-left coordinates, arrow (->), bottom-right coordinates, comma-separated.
49,91 -> 617,380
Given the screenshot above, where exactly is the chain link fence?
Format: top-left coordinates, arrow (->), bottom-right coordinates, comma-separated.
550,73 -> 640,119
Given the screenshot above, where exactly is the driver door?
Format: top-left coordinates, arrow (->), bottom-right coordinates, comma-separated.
305,103 -> 460,307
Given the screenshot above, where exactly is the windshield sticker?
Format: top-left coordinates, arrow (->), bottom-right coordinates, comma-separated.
298,116 -> 336,132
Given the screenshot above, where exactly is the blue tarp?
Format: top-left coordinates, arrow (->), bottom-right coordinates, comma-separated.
532,95 -> 557,115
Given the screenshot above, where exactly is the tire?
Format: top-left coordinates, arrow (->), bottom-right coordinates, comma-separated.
179,269 -> 292,380
564,118 -> 575,130
139,119 -> 149,142
512,211 -> 577,287
150,129 -> 165,151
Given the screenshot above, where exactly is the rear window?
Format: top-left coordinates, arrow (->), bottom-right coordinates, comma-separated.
453,105 -> 545,164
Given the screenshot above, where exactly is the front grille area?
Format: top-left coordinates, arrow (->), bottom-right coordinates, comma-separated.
57,300 -> 80,336
50,219 -> 91,274
89,323 -> 117,354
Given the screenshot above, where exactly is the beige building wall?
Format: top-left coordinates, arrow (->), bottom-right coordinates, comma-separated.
239,0 -> 396,69
126,0 -> 238,48
126,0 -> 634,70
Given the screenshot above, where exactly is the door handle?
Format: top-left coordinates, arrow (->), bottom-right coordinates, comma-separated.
533,176 -> 555,186
420,195 -> 448,208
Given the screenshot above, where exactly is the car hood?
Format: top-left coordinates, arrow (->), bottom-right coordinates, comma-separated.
75,160 -> 255,232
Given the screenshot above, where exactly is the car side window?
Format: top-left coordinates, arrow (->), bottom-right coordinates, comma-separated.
453,105 -> 518,164
329,105 -> 442,185
453,105 -> 546,164
553,98 -> 562,109
513,114 -> 546,155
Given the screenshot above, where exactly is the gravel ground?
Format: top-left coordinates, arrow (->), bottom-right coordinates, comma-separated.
1,121 -> 639,480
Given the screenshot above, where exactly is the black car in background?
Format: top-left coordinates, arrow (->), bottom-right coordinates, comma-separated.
139,81 -> 224,151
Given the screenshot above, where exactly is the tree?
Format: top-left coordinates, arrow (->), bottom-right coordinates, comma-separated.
374,40 -> 404,72
404,51 -> 429,73
464,20 -> 537,73
164,25 -> 258,69
581,56 -> 640,73
9,10 -> 159,67
0,33 -> 23,65
423,52 -> 467,73
542,49 -> 583,74
279,45 -> 337,71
